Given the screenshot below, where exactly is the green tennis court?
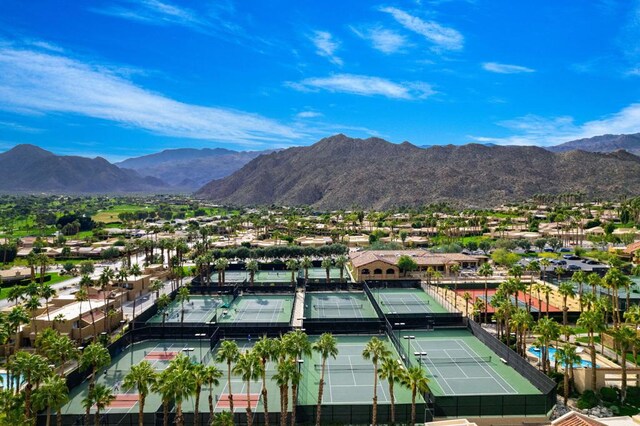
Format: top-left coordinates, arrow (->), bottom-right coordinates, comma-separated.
303,267 -> 344,280
181,338 -> 290,415
147,295 -> 229,324
62,339 -> 212,416
403,329 -> 540,396
221,270 -> 293,283
217,294 -> 294,323
304,292 -> 378,319
371,288 -> 448,314
298,335 -> 416,406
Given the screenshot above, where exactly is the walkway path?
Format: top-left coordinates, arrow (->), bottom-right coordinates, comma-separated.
291,288 -> 305,328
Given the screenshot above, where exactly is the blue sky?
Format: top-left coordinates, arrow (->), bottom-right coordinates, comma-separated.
1,0 -> 640,161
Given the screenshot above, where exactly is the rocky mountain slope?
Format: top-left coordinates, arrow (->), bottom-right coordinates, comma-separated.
116,147 -> 273,189
0,144 -> 167,193
549,133 -> 640,156
196,134 -> 640,209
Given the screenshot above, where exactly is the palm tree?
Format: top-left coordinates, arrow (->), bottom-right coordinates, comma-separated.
191,363 -> 209,426
398,365 -> 430,426
123,360 -> 157,426
613,325 -> 636,402
533,317 -> 560,374
541,284 -> 552,318
233,350 -> 263,426
246,259 -> 259,286
157,294 -> 171,333
166,354 -> 196,426
210,411 -> 235,426
254,336 -> 278,426
587,272 -> 601,297
10,351 -> 51,420
82,383 -> 115,426
215,258 -> 229,286
39,283 -> 57,323
216,340 -> 240,414
8,305 -> 29,353
362,337 -> 391,426
462,291 -> 472,317
300,256 -> 312,284
285,259 -> 299,285
25,296 -> 42,339
378,356 -> 403,425
558,282 -> 576,329
273,356 -> 295,426
33,374 -> 69,426
204,365 -> 223,426
335,255 -> 348,283
526,260 -> 540,313
477,263 -> 493,323
177,285 -> 190,325
321,258 -> 333,284
450,263 -> 461,306
554,343 -> 581,405
539,258 -> 550,283
577,309 -> 604,391
510,308 -> 533,356
79,342 -> 111,423
572,270 -> 587,312
313,332 -> 338,426
79,274 -> 98,339
283,330 -> 311,426
153,368 -> 175,426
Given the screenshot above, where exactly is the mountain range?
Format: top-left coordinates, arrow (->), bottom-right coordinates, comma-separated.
0,145 -> 167,193
195,134 -> 640,209
547,133 -> 640,156
116,148 -> 274,189
2,132 -> 640,202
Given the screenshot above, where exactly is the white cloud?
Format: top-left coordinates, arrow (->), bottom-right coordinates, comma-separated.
0,46 -> 301,145
482,62 -> 535,74
310,31 -> 343,66
379,6 -> 463,51
296,111 -> 323,119
470,103 -> 640,146
288,74 -> 436,100
352,26 -> 407,54
93,0 -> 205,30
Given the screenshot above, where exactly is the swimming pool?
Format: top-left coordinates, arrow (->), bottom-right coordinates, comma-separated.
0,371 -> 23,388
528,346 -> 596,368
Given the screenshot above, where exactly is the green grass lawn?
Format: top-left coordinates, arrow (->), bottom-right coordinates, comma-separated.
0,273 -> 73,300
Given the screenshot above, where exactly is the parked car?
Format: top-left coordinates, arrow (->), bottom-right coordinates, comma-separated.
559,248 -> 571,253
568,265 -> 581,271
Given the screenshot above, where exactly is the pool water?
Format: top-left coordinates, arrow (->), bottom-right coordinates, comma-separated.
528,346 -> 597,368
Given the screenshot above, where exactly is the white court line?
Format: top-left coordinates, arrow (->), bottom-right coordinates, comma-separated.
413,341 -> 456,394
443,349 -> 469,378
454,340 -> 516,394
348,355 -> 358,386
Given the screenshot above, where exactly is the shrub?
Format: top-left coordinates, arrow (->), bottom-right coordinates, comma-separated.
576,390 -> 599,409
600,386 -> 619,403
626,387 -> 640,405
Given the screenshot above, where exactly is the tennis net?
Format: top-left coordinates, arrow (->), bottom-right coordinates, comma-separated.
240,307 -> 285,313
313,304 -> 363,310
421,356 -> 492,364
314,363 -> 372,371
380,300 -> 426,305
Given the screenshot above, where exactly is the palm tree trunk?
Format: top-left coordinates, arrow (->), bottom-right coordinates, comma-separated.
262,371 -> 270,426
46,407 -> 51,426
139,394 -> 145,426
227,362 -> 234,413
410,390 -> 416,426
208,386 -> 214,426
95,409 -> 100,426
246,378 -> 253,426
279,385 -> 286,426
389,381 -> 395,424
484,280 -> 488,324
290,383 -> 298,426
372,364 -> 378,426
590,337 -> 597,391
195,386 -> 201,426
57,408 -> 62,426
316,359 -> 326,426
163,401 -> 169,426
564,364 -> 569,405
622,349 -> 628,402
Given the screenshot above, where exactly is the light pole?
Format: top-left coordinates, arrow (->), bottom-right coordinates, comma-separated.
182,347 -> 194,361
195,333 -> 207,362
403,335 -> 415,360
414,351 -> 427,366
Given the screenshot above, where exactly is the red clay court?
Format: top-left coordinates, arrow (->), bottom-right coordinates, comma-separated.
455,288 -> 561,313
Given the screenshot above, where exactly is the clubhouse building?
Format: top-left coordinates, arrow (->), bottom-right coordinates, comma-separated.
349,249 -> 487,282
